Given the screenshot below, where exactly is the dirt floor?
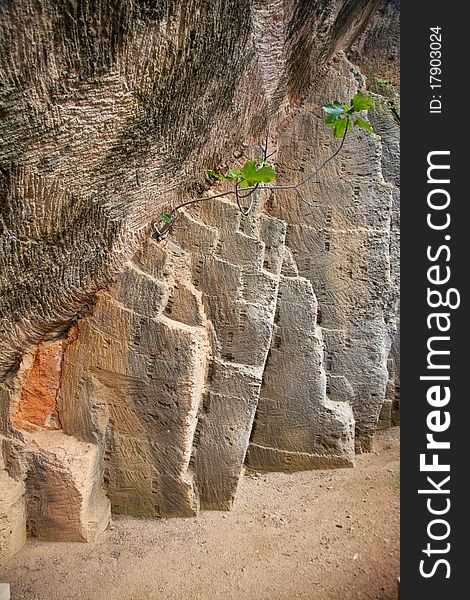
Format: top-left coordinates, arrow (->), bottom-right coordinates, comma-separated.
0,427 -> 399,600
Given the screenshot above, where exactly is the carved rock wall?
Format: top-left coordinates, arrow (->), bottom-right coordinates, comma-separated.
0,0 -> 399,565
252,55 -> 398,454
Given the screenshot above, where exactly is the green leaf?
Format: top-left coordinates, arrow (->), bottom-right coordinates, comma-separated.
325,119 -> 338,128
238,160 -> 257,180
239,160 -> 276,184
255,165 -> 276,183
207,169 -> 224,179
326,117 -> 352,138
333,118 -> 347,138
325,113 -> 341,125
350,91 -> 374,112
354,116 -> 374,133
322,101 -> 347,118
208,169 -> 234,182
209,160 -> 276,189
228,168 -> 242,180
159,211 -> 174,224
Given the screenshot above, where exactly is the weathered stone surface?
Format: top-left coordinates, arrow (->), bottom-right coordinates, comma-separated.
0,0 -> 399,564
348,0 -> 400,89
180,202 -> 286,508
11,341 -> 64,432
54,204 -> 287,512
1,344 -> 110,549
0,0 -> 394,381
24,431 -> 110,542
57,243 -> 210,517
254,53 -> 398,452
0,462 -> 26,567
348,0 -> 400,431
369,92 -> 400,430
246,275 -> 355,470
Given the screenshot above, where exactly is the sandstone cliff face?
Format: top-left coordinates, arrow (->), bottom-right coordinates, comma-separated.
0,0 -> 399,564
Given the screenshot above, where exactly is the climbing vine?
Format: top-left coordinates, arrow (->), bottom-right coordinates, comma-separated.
153,91 -> 375,242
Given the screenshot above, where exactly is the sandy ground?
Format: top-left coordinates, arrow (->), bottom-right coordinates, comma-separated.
0,427 -> 399,600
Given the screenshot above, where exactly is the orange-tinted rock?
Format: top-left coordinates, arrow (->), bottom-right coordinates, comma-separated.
12,341 -> 65,431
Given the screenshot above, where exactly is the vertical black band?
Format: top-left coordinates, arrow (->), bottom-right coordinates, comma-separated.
401,1 -> 468,596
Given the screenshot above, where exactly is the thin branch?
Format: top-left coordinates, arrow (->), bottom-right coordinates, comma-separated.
235,180 -> 258,216
239,117 -> 350,194
169,188 -> 238,212
153,117 -> 351,240
262,126 -> 270,161
296,117 -> 349,188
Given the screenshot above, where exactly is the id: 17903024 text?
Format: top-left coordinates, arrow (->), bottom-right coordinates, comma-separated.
429,26 -> 443,114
